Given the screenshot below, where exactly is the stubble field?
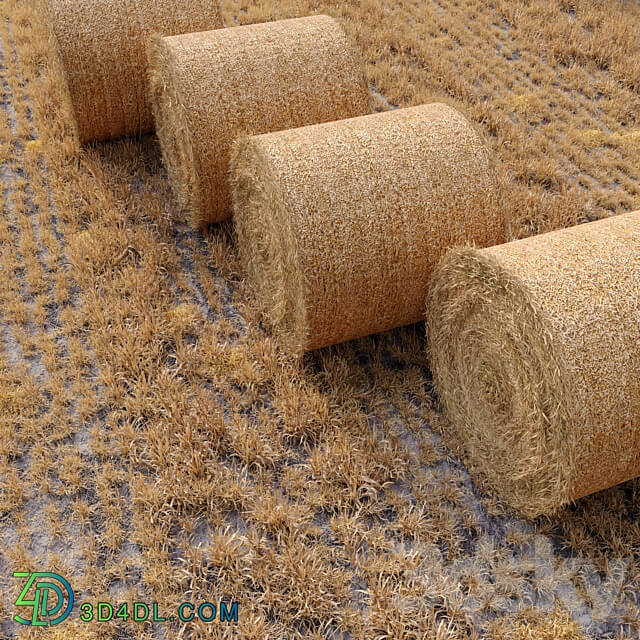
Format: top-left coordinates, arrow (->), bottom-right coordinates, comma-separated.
0,0 -> 639,638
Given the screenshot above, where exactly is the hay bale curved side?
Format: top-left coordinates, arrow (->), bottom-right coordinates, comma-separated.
426,210 -> 640,518
148,15 -> 371,228
47,0 -> 223,144
231,103 -> 504,355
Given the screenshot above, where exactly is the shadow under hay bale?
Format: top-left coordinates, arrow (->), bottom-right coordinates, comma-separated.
426,210 -> 640,519
232,102 -> 504,356
148,15 -> 371,228
46,0 -> 223,145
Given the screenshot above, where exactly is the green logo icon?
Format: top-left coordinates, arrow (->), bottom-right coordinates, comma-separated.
13,572 -> 74,626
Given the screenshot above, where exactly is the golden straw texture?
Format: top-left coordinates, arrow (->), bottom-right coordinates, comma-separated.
148,15 -> 371,228
232,103 -> 503,355
47,0 -> 223,144
426,210 -> 640,518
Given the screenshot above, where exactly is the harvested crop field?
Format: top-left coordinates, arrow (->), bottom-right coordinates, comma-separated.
0,0 -> 639,638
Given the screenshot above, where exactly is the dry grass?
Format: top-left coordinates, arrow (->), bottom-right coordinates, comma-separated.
1,0 -> 640,638
513,608 -> 590,640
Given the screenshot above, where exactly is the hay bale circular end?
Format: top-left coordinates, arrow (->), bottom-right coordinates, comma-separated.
426,211 -> 640,517
148,15 -> 372,228
232,135 -> 308,355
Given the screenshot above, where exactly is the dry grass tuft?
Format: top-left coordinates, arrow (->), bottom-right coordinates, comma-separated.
148,15 -> 371,227
514,608 -> 589,640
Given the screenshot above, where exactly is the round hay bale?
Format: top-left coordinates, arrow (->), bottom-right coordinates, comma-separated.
47,0 -> 223,144
426,211 -> 640,518
231,103 -> 503,355
147,15 -> 371,228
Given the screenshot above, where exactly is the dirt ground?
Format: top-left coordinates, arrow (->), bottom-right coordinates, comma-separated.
1,0 -> 639,638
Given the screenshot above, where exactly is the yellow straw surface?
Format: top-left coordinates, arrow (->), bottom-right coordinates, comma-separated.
232,103 -> 503,355
148,15 -> 371,228
47,0 -> 223,144
426,210 -> 640,518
